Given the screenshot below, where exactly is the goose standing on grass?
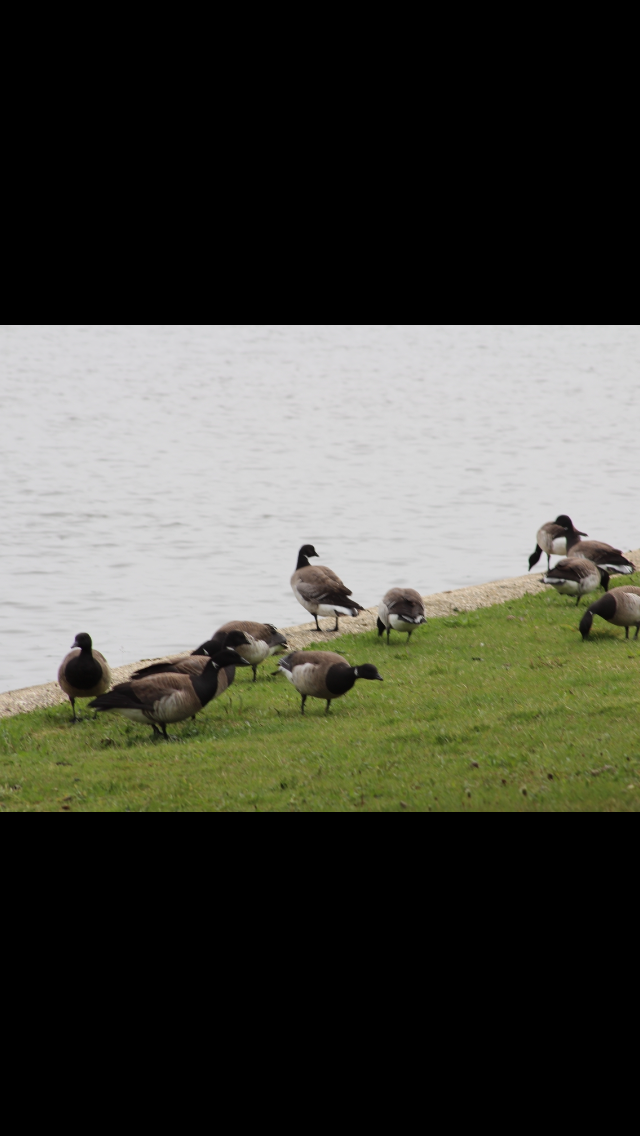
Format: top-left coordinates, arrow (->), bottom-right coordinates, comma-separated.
131,630 -> 252,681
89,647 -> 251,738
290,545 -> 364,632
580,586 -> 640,640
204,621 -> 288,680
377,588 -> 426,644
564,531 -> 635,575
543,558 -> 610,605
278,651 -> 383,714
528,515 -> 587,571
58,633 -> 111,721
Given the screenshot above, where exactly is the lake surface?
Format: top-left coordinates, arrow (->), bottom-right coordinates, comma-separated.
1,324 -> 639,693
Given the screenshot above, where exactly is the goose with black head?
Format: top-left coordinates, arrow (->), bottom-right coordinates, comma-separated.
278,650 -> 383,714
290,545 -> 364,632
58,633 -> 111,721
89,647 -> 251,738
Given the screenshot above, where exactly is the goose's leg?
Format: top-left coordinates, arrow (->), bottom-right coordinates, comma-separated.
252,665 -> 258,682
69,696 -> 77,722
313,613 -> 321,632
151,724 -> 163,737
300,694 -> 307,715
325,700 -> 331,714
575,596 -> 581,606
161,723 -> 169,739
625,627 -> 629,639
547,553 -> 551,571
386,629 -> 390,645
635,625 -> 640,640
407,629 -> 413,641
333,613 -> 339,632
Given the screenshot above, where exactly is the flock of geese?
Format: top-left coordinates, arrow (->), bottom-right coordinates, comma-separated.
55,525 -> 639,740
531,514 -> 640,638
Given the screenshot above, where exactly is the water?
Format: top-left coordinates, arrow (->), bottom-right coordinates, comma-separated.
1,324 -> 639,693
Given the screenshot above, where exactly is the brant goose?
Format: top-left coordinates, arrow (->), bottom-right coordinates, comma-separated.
290,545 -> 364,632
580,586 -> 640,640
529,515 -> 587,571
564,531 -> 635,575
377,587 -> 426,644
89,647 -> 250,738
204,621 -> 288,680
278,651 -> 382,714
543,558 -> 609,605
58,633 -> 111,721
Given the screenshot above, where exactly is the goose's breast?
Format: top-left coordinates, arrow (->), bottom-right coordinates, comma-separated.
238,639 -> 270,665
547,578 -> 579,595
153,689 -> 194,722
551,536 -> 567,555
290,662 -> 324,696
389,614 -> 415,631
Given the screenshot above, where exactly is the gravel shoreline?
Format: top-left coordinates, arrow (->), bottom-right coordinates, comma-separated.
3,552 -> 638,720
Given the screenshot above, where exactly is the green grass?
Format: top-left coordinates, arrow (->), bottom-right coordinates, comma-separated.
2,574 -> 640,812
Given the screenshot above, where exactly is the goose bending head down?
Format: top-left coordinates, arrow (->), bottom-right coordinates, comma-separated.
579,586 -> 640,640
278,651 -> 383,714
528,515 -> 587,572
58,632 -> 112,721
89,647 -> 251,738
543,558 -> 609,605
290,545 -> 365,633
377,587 -> 426,644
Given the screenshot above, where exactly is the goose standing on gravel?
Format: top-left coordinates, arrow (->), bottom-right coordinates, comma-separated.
90,646 -> 251,738
579,586 -> 640,640
58,633 -> 111,721
564,531 -> 635,575
290,545 -> 365,632
131,630 -> 252,680
529,515 -> 587,571
377,588 -> 426,643
278,651 -> 383,714
204,621 -> 288,680
543,558 -> 610,605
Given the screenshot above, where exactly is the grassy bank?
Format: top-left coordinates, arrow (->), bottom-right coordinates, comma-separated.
2,575 -> 640,812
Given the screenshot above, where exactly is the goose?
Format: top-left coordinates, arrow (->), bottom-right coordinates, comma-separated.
278,650 -> 383,714
543,558 -> 609,605
377,587 -> 426,643
58,632 -> 112,721
290,545 -> 365,632
528,515 -> 587,571
564,531 -> 635,575
131,630 -> 252,679
579,586 -> 640,640
89,646 -> 251,738
204,621 -> 289,680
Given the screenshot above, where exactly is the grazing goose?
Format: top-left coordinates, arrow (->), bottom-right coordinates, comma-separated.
377,587 -> 426,643
131,630 -> 252,679
564,531 -> 635,575
204,621 -> 288,680
278,650 -> 383,714
580,586 -> 640,640
58,632 -> 111,721
529,515 -> 587,571
89,647 -> 251,738
290,545 -> 365,632
543,558 -> 609,605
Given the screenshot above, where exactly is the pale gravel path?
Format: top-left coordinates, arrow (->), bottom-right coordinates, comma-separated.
3,551 -> 638,720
